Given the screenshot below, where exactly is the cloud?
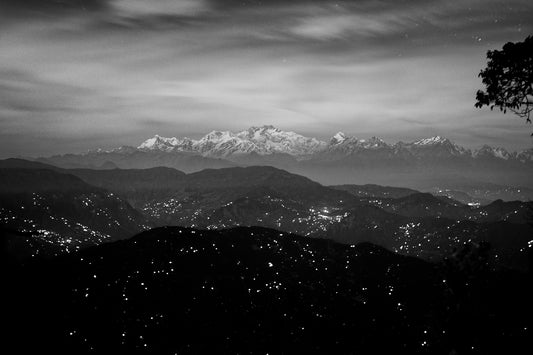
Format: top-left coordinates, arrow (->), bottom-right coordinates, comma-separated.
0,0 -> 532,157
0,0 -> 109,18
112,0 -> 209,16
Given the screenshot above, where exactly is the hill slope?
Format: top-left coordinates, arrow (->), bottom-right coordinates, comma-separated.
0,168 -> 150,256
5,226 -> 530,354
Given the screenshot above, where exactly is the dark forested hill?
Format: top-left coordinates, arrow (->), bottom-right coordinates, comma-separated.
4,226 -> 530,354
1,160 -> 531,270
0,168 -> 150,256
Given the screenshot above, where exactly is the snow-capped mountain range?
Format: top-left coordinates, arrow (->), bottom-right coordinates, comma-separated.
32,125 -> 532,189
134,125 -> 531,162
137,125 -> 326,157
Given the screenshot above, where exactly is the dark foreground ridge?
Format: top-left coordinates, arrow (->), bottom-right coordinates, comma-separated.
4,226 -> 530,354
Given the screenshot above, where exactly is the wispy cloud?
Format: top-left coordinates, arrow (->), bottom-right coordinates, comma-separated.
0,0 -> 532,157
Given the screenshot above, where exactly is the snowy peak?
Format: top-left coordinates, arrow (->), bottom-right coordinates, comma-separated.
330,132 -> 347,145
324,134 -> 391,156
235,125 -> 326,155
137,126 -> 327,158
138,135 -> 180,152
330,134 -> 389,148
132,127 -> 528,164
359,137 -> 389,149
407,136 -> 469,156
200,130 -> 235,142
413,136 -> 450,146
474,145 -> 512,160
196,125 -> 326,156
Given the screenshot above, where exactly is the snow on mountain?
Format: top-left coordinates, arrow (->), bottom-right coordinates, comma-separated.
330,132 -> 348,145
236,125 -> 326,156
358,137 -> 390,149
139,135 -> 181,152
134,127 -> 530,164
473,145 -> 512,160
325,132 -> 391,154
194,130 -> 260,157
137,126 -> 327,158
403,136 -> 470,156
87,146 -> 138,155
412,136 -> 449,146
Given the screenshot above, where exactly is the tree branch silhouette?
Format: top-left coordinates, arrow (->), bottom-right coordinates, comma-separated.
475,35 -> 533,134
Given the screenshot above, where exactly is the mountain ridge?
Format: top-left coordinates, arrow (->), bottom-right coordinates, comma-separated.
133,125 -> 531,161
29,126 -> 533,189
8,225 -> 529,354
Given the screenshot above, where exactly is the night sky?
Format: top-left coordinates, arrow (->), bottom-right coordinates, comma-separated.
0,0 -> 532,157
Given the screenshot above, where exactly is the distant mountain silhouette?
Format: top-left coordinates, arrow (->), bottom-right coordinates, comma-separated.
72,165 -> 356,211
0,157 -> 63,170
68,167 -> 188,207
37,149 -> 235,171
99,160 -> 119,169
25,126 -> 533,190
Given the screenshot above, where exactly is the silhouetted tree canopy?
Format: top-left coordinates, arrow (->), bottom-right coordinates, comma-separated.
475,36 -> 533,130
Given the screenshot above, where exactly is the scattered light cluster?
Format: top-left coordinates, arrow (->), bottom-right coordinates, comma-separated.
52,228 -> 480,353
0,192 -> 148,256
